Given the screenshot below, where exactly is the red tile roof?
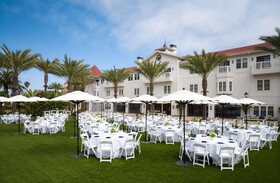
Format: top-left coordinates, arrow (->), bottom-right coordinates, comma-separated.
125,66 -> 137,72
91,65 -> 102,77
215,42 -> 272,55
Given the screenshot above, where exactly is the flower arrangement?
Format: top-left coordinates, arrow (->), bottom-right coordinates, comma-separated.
257,121 -> 262,125
209,131 -> 217,138
44,117 -> 48,120
239,124 -> 245,129
111,127 -> 117,133
165,121 -> 170,126
96,120 -> 101,123
192,117 -> 201,122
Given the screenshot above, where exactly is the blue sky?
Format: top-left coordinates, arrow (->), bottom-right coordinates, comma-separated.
0,0 -> 279,90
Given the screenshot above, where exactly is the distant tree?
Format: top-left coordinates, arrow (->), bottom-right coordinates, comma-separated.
0,44 -> 39,96
0,69 -> 13,97
48,82 -> 63,93
101,66 -> 130,98
256,27 -> 280,56
53,55 -> 89,92
135,59 -> 168,96
180,49 -> 227,119
72,69 -> 94,92
35,56 -> 59,92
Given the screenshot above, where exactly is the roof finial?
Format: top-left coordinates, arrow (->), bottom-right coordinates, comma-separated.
163,37 -> 167,47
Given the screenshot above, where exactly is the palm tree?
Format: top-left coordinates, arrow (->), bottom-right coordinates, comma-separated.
53,55 -> 89,92
101,66 -> 130,98
48,82 -> 63,93
256,27 -> 280,56
35,56 -> 59,92
0,44 -> 40,96
134,59 -> 168,96
180,49 -> 227,119
73,69 -> 94,92
0,69 -> 13,97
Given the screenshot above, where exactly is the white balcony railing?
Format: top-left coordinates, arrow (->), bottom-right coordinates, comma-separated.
218,66 -> 231,73
251,60 -> 280,75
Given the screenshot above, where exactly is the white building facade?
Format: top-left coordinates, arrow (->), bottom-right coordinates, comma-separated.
85,43 -> 280,120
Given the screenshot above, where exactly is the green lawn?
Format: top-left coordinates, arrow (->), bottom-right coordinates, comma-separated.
0,118 -> 279,183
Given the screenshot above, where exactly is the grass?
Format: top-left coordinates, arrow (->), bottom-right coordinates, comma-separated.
0,118 -> 279,183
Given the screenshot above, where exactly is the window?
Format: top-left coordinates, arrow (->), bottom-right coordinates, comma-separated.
260,106 -> 266,117
268,106 -> 274,117
165,68 -> 171,72
119,89 -> 123,96
264,80 -> 270,90
229,81 -> 232,91
257,79 -> 270,91
219,61 -> 230,66
218,82 -> 227,92
164,85 -> 171,94
222,82 -> 226,92
257,80 -> 263,90
128,74 -> 133,81
242,58 -> 248,68
146,87 -> 150,94
190,84 -> 198,93
236,59 -> 241,69
236,58 -> 248,69
134,73 -> 140,80
134,88 -> 139,96
96,80 -> 99,86
256,55 -> 270,62
106,90 -> 110,96
100,78 -> 104,84
253,106 -> 259,116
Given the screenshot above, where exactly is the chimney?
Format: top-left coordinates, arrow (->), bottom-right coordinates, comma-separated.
137,56 -> 144,62
169,44 -> 177,55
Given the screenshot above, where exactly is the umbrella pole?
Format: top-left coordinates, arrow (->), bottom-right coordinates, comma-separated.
145,102 -> 148,142
76,102 -> 80,156
182,103 -> 186,164
18,102 -> 20,133
221,104 -> 224,135
122,102 -> 125,131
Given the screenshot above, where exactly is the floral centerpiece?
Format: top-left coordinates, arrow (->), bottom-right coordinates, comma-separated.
257,121 -> 262,125
44,116 -> 48,120
165,121 -> 170,126
111,127 -> 117,133
96,119 -> 101,123
192,117 -> 201,122
208,131 -> 217,138
239,124 -> 245,129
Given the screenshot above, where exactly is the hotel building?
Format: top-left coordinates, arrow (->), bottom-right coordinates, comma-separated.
85,43 -> 280,120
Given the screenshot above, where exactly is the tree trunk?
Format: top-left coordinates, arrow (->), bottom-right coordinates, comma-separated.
149,81 -> 154,96
11,75 -> 18,113
114,84 -> 118,98
4,84 -> 9,98
44,73 -> 48,92
202,78 -> 208,120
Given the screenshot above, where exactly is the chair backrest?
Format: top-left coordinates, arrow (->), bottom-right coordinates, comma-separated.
166,129 -> 174,136
100,140 -> 113,149
125,139 -> 135,148
229,132 -> 239,141
193,143 -> 207,153
81,133 -> 89,141
219,146 -> 235,156
136,134 -> 142,144
249,134 -> 260,141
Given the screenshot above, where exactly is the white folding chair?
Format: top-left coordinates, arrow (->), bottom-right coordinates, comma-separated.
32,122 -> 41,135
134,134 -> 142,154
99,140 -> 113,163
165,129 -> 175,145
179,138 -> 192,161
249,134 -> 260,151
228,132 -> 239,141
120,139 -> 135,160
235,141 -> 250,168
219,146 -> 235,171
193,143 -> 210,168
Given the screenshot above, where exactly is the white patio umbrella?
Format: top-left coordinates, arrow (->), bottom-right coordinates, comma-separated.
212,95 -> 241,135
51,91 -> 104,157
115,97 -> 131,131
4,95 -> 37,133
159,89 -> 212,165
29,96 -> 49,101
131,94 -> 159,142
239,95 -> 265,129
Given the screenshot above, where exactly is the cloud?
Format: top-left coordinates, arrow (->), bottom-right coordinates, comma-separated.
75,0 -> 280,54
